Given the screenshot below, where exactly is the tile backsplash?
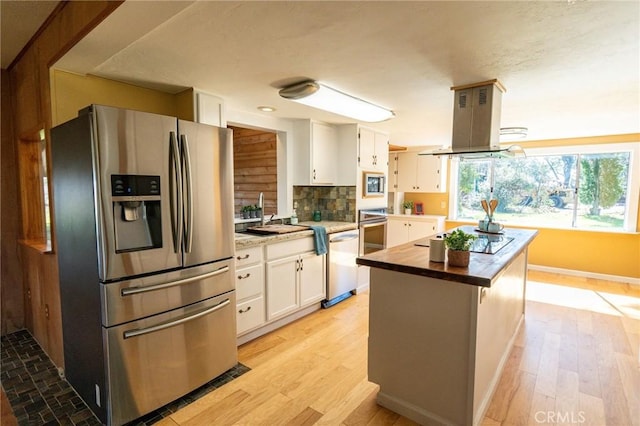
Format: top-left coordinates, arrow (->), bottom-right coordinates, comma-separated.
293,186 -> 357,222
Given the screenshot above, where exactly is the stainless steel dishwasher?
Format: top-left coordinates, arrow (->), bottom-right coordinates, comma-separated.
322,229 -> 360,308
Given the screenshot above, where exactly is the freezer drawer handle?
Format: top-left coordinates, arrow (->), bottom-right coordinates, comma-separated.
123,298 -> 231,339
121,266 -> 229,296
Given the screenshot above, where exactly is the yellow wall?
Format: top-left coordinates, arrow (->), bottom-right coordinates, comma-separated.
405,134 -> 640,279
174,88 -> 195,121
50,70 -> 188,126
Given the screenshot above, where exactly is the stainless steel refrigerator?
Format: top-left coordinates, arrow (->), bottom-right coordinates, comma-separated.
51,105 -> 237,425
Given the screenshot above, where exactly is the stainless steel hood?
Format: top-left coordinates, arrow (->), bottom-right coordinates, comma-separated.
421,79 -> 524,158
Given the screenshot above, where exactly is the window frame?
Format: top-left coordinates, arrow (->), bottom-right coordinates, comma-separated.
448,142 -> 640,233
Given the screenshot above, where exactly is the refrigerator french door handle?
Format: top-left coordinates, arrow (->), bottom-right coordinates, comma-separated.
121,266 -> 230,296
181,134 -> 194,253
123,298 -> 231,339
169,132 -> 183,253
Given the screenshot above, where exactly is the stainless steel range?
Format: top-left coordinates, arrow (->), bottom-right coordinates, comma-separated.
51,105 -> 237,425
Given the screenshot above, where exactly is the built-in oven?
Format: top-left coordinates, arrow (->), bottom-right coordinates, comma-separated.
358,208 -> 388,256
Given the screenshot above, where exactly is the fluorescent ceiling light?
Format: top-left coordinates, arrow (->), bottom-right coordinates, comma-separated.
279,80 -> 395,122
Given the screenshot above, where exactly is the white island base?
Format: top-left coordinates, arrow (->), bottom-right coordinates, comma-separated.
368,251 -> 528,425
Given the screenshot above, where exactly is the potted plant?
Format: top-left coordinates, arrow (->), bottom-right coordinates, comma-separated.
241,205 -> 252,219
443,229 -> 477,267
249,204 -> 259,218
402,201 -> 414,215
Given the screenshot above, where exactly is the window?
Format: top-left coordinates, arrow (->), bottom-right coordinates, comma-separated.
451,143 -> 639,232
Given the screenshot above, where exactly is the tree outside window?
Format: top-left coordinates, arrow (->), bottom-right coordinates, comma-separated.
455,149 -> 632,230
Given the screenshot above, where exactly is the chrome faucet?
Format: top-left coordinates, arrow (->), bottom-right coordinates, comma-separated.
258,192 -> 265,226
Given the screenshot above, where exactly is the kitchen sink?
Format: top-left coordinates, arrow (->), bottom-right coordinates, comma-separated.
245,224 -> 310,235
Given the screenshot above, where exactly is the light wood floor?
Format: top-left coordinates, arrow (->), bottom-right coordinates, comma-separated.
155,270 -> 639,426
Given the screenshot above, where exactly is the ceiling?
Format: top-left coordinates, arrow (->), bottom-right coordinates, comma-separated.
0,1 -> 58,69
6,1 -> 640,147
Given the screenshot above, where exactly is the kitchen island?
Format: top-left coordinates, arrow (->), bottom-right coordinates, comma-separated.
356,226 -> 537,426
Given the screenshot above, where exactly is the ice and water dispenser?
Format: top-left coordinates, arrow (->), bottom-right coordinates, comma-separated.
111,175 -> 162,252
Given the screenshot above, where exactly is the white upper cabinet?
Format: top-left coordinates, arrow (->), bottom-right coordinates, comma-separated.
386,215 -> 445,248
396,151 -> 446,193
195,91 -> 225,127
294,120 -> 338,185
388,152 -> 399,192
336,124 -> 389,186
358,127 -> 389,172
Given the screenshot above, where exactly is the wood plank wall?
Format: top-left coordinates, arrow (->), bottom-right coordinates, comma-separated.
1,70 -> 24,335
1,1 -> 123,368
231,126 -> 278,216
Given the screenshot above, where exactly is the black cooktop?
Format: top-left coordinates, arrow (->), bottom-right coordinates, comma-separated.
468,234 -> 514,254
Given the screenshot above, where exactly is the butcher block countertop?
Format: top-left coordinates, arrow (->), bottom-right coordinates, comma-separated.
356,225 -> 538,287
235,221 -> 357,249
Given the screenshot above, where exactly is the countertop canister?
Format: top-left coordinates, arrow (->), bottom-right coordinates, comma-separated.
429,236 -> 446,263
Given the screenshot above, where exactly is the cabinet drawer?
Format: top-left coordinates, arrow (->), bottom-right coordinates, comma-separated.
236,264 -> 264,301
266,237 -> 314,260
236,296 -> 265,335
235,246 -> 263,268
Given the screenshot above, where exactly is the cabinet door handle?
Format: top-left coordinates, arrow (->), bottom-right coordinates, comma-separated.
296,259 -> 300,272
313,169 -> 316,180
239,306 -> 252,314
237,254 -> 250,260
300,259 -> 304,271
238,273 -> 251,279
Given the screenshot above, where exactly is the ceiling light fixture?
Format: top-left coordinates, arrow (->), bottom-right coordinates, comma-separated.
279,80 -> 395,122
499,127 -> 528,140
257,106 -> 276,112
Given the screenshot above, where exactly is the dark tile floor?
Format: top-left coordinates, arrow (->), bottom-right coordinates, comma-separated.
1,330 -> 250,425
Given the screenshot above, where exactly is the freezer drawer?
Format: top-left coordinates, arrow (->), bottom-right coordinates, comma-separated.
104,291 -> 237,426
102,259 -> 233,327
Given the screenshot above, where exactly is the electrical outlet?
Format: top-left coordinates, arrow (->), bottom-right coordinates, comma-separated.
440,201 -> 446,209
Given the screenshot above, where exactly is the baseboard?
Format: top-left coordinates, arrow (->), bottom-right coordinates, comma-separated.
528,264 -> 640,286
376,391 -> 454,426
355,283 -> 369,294
236,303 -> 321,346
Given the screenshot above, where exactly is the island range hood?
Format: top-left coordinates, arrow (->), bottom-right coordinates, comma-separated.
422,79 -> 524,158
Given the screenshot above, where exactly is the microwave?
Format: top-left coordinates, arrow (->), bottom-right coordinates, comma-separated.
363,172 -> 385,197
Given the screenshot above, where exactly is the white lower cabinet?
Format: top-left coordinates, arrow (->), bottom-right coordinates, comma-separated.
298,252 -> 325,306
265,237 -> 326,321
235,247 -> 266,335
386,215 -> 445,248
265,256 -> 299,320
236,237 -> 327,341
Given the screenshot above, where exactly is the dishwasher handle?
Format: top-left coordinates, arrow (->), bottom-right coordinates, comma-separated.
329,234 -> 359,243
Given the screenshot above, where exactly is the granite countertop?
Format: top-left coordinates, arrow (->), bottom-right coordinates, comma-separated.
356,225 -> 538,287
235,221 -> 357,249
